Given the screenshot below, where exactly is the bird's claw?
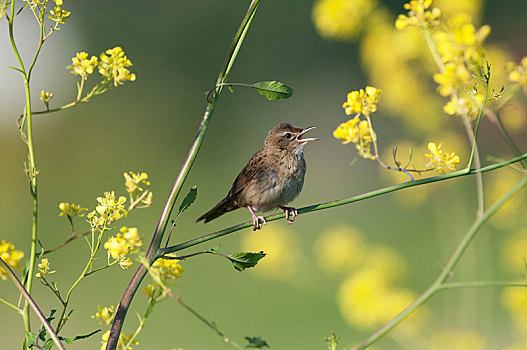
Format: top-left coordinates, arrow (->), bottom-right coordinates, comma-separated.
280,206 -> 298,224
252,215 -> 266,231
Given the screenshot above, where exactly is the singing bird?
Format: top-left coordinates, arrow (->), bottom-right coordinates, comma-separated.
197,123 -> 318,230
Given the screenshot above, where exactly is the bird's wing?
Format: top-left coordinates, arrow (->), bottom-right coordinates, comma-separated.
226,150 -> 266,199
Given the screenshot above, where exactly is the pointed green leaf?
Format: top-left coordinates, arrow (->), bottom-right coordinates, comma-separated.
228,251 -> 266,272
59,329 -> 101,344
178,186 -> 198,213
245,336 -> 269,348
252,81 -> 293,100
25,331 -> 37,347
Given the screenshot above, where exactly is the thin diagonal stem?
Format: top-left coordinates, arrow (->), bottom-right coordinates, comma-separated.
106,2 -> 261,349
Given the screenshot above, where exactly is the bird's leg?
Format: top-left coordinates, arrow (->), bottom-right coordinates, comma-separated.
247,205 -> 266,231
280,206 -> 298,224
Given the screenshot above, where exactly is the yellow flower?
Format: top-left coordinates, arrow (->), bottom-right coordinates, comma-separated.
395,0 -> 441,30
100,330 -> 137,350
40,90 -> 53,105
58,202 -> 87,219
502,288 -> 527,333
118,257 -> 133,269
104,235 -> 130,260
151,256 -> 184,284
428,329 -> 486,350
333,117 -> 376,159
119,227 -> 143,250
88,191 -> 128,228
99,47 -> 136,86
36,258 -> 55,278
48,5 -> 71,25
506,56 -> 527,86
92,305 -> 115,325
337,267 -> 414,330
312,0 -> 377,41
68,52 -> 98,80
502,230 -> 527,275
425,142 -> 460,173
342,86 -> 382,117
0,241 -> 24,280
123,171 -> 150,195
315,225 -> 365,274
240,224 -> 299,280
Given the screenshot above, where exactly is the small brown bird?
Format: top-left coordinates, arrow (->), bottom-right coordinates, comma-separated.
197,123 -> 318,230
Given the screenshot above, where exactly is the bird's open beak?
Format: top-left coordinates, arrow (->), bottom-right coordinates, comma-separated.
296,126 -> 319,144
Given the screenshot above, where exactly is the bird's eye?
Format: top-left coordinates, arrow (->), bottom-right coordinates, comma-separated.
285,133 -> 292,139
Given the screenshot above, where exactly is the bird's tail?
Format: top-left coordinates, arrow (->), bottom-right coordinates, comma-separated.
196,197 -> 238,223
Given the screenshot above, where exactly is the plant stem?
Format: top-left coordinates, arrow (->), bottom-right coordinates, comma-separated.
352,175 -> 527,350
163,153 -> 527,255
0,258 -> 65,350
106,2 -> 261,349
440,281 -> 527,290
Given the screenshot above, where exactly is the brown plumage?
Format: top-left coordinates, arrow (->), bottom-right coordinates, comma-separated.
197,123 -> 318,230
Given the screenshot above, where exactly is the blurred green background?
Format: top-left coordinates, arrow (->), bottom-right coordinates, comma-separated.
1,0 -> 527,349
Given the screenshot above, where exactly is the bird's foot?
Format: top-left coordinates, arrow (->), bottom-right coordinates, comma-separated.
280,206 -> 298,224
247,205 -> 266,231
252,215 -> 266,231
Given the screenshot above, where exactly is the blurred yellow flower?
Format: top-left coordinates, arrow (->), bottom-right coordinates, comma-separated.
99,47 -> 136,86
502,288 -> 527,333
68,52 -> 98,80
58,202 -> 87,219
124,171 -> 150,195
87,191 -> 128,228
507,57 -> 527,86
425,142 -> 460,174
48,5 -> 71,25
0,240 -> 24,280
433,0 -> 483,20
92,305 -> 115,325
315,225 -> 365,274
395,0 -> 442,30
312,0 -> 377,41
428,329 -> 486,350
502,230 -> 527,275
36,258 -> 55,278
338,267 -> 414,329
333,117 -> 376,159
365,246 -> 407,283
500,102 -> 527,134
240,225 -> 299,280
100,330 -> 137,350
119,226 -> 143,251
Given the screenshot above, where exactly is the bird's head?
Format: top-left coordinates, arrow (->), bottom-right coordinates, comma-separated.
264,123 -> 319,153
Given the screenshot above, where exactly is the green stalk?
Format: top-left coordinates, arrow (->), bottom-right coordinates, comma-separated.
352,175 -> 527,350
8,0 -> 40,337
162,153 -> 527,255
106,2 -> 261,349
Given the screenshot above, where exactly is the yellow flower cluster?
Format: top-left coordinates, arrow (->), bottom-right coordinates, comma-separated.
395,0 -> 442,30
87,191 -> 128,228
100,330 -> 137,350
0,241 -> 24,280
425,142 -> 460,173
321,225 -> 416,330
502,288 -> 527,334
68,47 -> 136,86
48,3 -> 71,26
58,202 -> 87,219
433,14 -> 491,117
104,226 -> 143,269
92,305 -> 115,325
35,258 -> 55,278
68,52 -> 98,80
124,171 -> 153,208
333,117 -> 376,159
342,86 -> 382,117
99,47 -> 137,86
312,0 -> 377,41
151,256 -> 184,284
507,57 -> 527,86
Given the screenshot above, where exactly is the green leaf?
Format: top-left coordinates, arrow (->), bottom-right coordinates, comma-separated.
252,81 -> 293,100
25,331 -> 37,348
228,251 -> 266,272
245,336 -> 269,348
59,329 -> 101,344
178,185 -> 198,213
